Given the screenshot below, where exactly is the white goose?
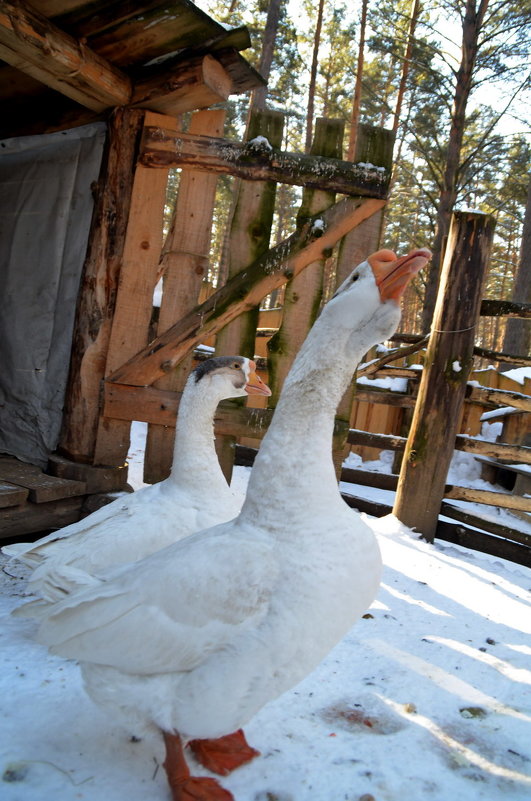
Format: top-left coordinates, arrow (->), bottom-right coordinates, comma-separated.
4,356 -> 270,593
28,248 -> 431,801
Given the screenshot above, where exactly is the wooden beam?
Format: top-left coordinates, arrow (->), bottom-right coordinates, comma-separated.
480,299 -> 531,318
59,108 -> 145,463
0,0 -> 131,111
347,427 -> 531,465
466,384 -> 531,412
139,126 -> 390,198
107,197 -> 386,387
132,55 -> 232,115
144,109 -> 226,483
214,109 -> 284,483
93,111 -> 180,467
393,211 -> 496,541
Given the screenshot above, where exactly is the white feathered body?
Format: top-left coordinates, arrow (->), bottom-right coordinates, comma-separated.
31,258 -> 420,744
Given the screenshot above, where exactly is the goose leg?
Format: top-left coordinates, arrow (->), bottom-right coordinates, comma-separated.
188,729 -> 260,776
162,730 -> 234,801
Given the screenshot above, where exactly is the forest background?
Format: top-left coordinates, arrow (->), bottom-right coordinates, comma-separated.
175,0 -> 530,361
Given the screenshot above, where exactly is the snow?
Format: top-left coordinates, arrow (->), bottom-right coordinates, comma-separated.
503,367 -> 531,386
357,375 -> 409,392
452,360 -> 462,373
1,426 -> 530,801
247,136 -> 272,150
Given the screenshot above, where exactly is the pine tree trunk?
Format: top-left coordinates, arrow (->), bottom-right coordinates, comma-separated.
347,0 -> 368,161
250,0 -> 282,110
422,0 -> 490,332
305,0 -> 325,153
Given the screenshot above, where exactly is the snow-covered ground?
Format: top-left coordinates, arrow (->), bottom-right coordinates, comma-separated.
1,428 -> 530,800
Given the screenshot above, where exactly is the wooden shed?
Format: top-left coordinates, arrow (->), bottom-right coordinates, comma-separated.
0,0 -> 265,538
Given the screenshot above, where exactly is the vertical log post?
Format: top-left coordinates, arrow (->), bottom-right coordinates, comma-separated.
393,211 -> 496,541
267,117 -> 344,404
214,109 -> 284,482
58,108 -> 145,465
333,124 -> 394,475
93,111 -> 180,467
143,109 -> 226,483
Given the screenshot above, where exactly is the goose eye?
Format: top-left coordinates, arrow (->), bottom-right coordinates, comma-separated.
232,362 -> 241,369
350,273 -> 359,283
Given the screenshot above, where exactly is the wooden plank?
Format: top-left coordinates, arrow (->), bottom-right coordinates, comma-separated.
268,117 -> 343,405
480,299 -> 531,318
132,55 -> 232,115
0,497 -> 83,540
394,212 -> 496,541
0,0 -> 131,111
435,520 -> 531,569
443,485 -> 531,511
108,196 -> 386,387
144,109 -> 226,483
0,481 -> 28,508
103,382 -> 274,439
334,125 -> 394,464
140,126 -> 390,198
340,468 -> 398,491
441,502 -> 531,547
466,384 -> 531,412
346,428 -> 531,465
93,110 -> 180,467
0,460 -> 85,503
47,454 -> 129,494
214,110 -> 284,481
354,389 -> 416,407
59,108 -> 145,463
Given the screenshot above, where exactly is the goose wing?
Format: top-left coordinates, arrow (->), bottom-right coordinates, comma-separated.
36,522 -> 277,676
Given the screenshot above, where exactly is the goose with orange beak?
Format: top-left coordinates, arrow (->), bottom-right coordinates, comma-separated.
20,248 -> 430,801
5,356 -> 271,597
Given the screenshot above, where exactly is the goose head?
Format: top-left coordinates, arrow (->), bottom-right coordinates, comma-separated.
192,356 -> 271,401
328,247 -> 432,356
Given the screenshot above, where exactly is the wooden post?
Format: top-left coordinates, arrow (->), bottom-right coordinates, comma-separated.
143,109 -> 226,483
333,124 -> 394,474
268,117 -> 344,405
214,109 -> 284,481
93,110 -> 180,467
393,211 -> 496,541
58,108 -> 145,464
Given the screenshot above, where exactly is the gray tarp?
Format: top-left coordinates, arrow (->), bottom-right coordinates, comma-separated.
0,123 -> 106,467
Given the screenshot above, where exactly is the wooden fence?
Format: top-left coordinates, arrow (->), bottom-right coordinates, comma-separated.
59,108 -> 531,566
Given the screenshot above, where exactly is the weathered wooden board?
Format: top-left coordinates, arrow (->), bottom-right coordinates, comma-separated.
0,459 -> 86,503
132,55 -> 232,115
466,384 -> 531,412
394,212 -> 496,540
93,110 -> 180,467
140,126 -> 390,198
59,107 -> 145,463
48,454 -> 129,494
0,496 -> 83,540
0,481 -> 28,508
0,0 -> 131,111
144,109 -> 226,483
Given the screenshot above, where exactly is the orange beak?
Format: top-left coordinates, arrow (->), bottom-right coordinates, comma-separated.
368,248 -> 432,303
245,360 -> 272,396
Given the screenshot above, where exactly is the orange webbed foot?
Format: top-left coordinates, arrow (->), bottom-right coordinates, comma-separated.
188,729 -> 260,776
171,776 -> 234,801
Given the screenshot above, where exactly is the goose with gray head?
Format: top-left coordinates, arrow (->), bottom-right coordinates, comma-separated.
4,357 -> 270,596
26,247 -> 431,801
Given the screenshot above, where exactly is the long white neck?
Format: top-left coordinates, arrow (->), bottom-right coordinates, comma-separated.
167,376 -> 229,495
240,313 -> 376,526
